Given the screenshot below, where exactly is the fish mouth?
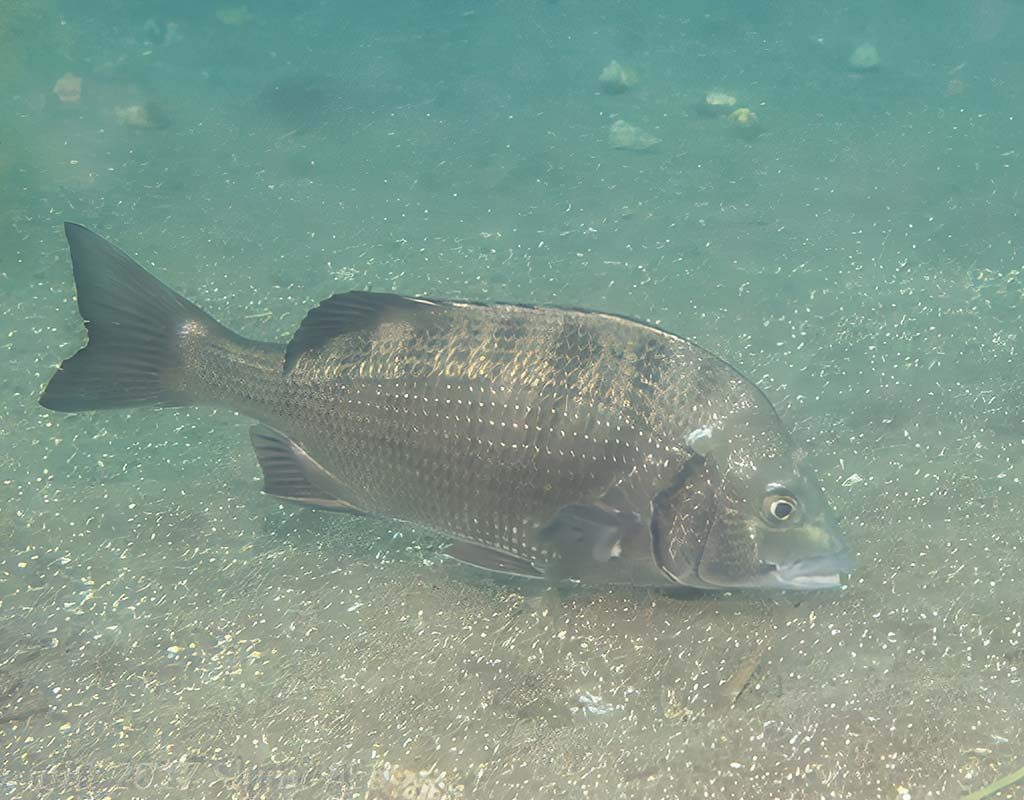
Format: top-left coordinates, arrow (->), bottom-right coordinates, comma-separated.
769,549 -> 856,590
685,547 -> 856,591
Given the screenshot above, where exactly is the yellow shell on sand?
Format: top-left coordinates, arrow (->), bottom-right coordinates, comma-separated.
728,107 -> 758,128
216,5 -> 253,25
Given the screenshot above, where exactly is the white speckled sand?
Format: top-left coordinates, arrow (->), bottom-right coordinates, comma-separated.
1,2 -> 1022,798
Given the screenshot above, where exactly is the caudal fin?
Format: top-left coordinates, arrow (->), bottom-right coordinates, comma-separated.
40,223 -> 225,411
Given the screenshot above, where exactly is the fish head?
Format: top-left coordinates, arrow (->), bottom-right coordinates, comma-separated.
704,448 -> 854,589
656,417 -> 854,591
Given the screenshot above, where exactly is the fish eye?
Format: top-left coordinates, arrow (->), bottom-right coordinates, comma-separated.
764,494 -> 798,522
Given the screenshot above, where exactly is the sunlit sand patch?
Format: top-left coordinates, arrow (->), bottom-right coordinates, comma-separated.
366,760 -> 462,800
848,41 -> 880,71
258,73 -> 340,129
216,5 -> 253,26
113,102 -> 167,129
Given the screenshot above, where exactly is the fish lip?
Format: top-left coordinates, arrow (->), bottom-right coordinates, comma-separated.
690,548 -> 857,590
777,572 -> 842,589
770,549 -> 856,590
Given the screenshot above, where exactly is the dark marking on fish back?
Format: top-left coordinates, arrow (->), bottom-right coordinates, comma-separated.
548,316 -> 603,405
631,337 -> 672,407
492,314 -> 531,348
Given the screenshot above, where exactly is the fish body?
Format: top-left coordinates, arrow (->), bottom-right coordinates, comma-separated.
41,224 -> 853,590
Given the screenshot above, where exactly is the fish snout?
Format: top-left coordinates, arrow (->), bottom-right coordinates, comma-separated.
758,515 -> 855,590
770,546 -> 857,589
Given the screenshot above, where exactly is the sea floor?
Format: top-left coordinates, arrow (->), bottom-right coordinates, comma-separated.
1,2 -> 1022,798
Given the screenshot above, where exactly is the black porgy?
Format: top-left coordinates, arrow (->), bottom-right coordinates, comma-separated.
40,224 -> 854,589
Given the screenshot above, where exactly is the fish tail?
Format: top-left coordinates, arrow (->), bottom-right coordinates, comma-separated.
40,223 -> 232,411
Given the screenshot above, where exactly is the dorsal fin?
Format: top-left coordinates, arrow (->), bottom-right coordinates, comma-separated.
284,291 -> 439,373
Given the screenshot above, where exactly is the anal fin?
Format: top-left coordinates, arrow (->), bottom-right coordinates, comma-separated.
249,425 -> 365,514
444,541 -> 543,579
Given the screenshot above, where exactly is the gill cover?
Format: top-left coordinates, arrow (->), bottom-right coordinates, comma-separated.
651,453 -> 720,588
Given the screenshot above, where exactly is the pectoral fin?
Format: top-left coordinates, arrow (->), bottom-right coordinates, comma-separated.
530,476 -> 667,583
538,503 -> 642,563
249,425 -> 365,514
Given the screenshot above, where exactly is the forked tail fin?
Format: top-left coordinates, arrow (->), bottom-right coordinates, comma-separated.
40,223 -> 229,411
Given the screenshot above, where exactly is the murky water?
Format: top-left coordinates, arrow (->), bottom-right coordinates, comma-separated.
2,2 -> 1022,798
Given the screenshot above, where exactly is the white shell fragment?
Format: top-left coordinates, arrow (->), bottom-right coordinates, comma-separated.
598,60 -> 638,93
705,91 -> 737,108
686,426 -> 716,456
608,119 -> 660,151
577,692 -> 617,716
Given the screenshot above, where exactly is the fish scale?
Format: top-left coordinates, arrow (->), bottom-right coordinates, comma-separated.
271,312 -> 682,567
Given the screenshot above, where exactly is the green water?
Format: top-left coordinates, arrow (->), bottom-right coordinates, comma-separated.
2,1 -> 1022,798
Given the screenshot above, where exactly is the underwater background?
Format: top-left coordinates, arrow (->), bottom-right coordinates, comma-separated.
2,1 -> 1023,798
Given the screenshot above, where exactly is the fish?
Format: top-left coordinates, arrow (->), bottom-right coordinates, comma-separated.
40,223 -> 854,590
